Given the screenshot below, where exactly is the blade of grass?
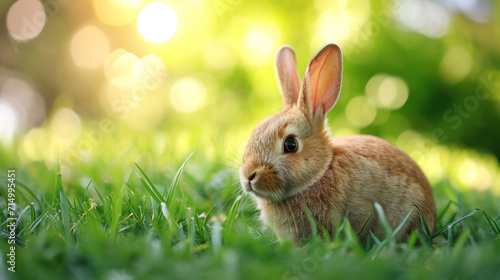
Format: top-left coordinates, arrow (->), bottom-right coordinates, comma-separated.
202,204 -> 216,227
28,215 -> 42,233
0,178 -> 40,206
133,163 -> 164,204
374,203 -> 392,238
28,203 -> 35,225
84,179 -> 93,202
478,209 -> 500,235
304,207 -> 318,239
341,217 -> 363,253
187,207 -> 195,255
437,200 -> 453,223
333,216 -> 345,243
370,231 -> 381,245
73,191 -> 85,213
15,205 -> 31,228
369,231 -> 386,257
193,209 -> 207,242
56,173 -> 70,243
93,185 -> 112,219
412,204 -> 432,245
357,213 -> 373,236
93,185 -> 105,205
406,230 -> 418,250
448,225 -> 453,249
445,212 -> 457,227
164,151 -> 195,208
392,208 -> 413,238
110,183 -> 128,239
432,208 -> 499,238
365,234 -> 373,251
122,191 -> 140,221
16,205 -> 33,237
161,202 -> 172,223
224,194 -> 242,231
321,226 -> 331,241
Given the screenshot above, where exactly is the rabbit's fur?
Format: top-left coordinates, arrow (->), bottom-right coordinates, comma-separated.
239,43 -> 435,245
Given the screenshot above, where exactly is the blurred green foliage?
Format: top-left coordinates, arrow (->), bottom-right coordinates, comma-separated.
0,0 -> 499,161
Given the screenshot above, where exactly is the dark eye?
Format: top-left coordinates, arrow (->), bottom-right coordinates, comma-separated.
284,137 -> 298,153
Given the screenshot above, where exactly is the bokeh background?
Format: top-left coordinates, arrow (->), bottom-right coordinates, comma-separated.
0,0 -> 499,197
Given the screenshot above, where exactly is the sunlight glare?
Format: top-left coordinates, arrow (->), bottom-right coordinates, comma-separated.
137,2 -> 178,43
241,21 -> 280,66
118,0 -> 144,8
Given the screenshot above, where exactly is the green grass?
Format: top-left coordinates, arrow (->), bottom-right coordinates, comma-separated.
1,151 -> 500,280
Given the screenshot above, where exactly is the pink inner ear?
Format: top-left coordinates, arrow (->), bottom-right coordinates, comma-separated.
307,45 -> 341,116
291,69 -> 300,103
312,55 -> 328,114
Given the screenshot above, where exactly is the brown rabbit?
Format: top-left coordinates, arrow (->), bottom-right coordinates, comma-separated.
239,43 -> 435,245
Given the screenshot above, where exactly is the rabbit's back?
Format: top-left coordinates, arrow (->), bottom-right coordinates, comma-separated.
331,135 -> 435,241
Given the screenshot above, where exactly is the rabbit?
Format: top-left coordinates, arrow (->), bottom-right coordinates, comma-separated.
239,43 -> 436,245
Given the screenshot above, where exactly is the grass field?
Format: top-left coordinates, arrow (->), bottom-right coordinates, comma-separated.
1,145 -> 499,280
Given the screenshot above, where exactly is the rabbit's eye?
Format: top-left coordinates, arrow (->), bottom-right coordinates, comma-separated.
284,137 -> 298,153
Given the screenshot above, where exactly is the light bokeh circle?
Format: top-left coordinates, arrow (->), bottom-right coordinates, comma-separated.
6,0 -> 46,41
70,25 -> 110,69
137,2 -> 178,43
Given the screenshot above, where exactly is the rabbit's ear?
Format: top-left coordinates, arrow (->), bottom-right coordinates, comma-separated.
300,43 -> 342,118
275,45 -> 301,107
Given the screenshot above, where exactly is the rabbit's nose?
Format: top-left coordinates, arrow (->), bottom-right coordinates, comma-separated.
247,171 -> 256,181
